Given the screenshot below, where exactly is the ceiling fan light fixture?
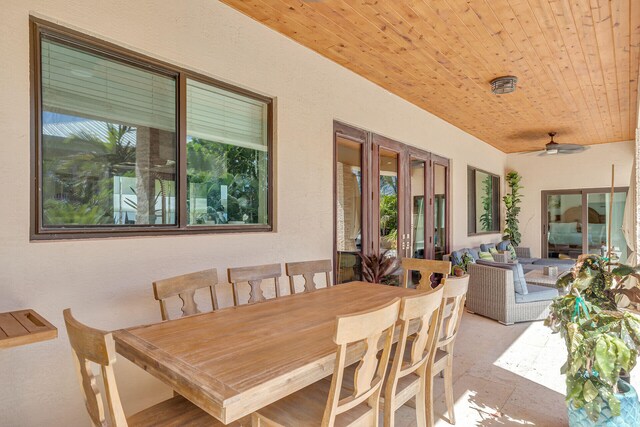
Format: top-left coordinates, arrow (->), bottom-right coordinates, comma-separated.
490,76 -> 518,94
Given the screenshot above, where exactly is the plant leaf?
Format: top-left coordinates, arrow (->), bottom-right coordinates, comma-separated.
583,379 -> 598,403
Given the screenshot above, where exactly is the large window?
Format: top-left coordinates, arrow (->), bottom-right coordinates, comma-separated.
31,20 -> 272,239
467,167 -> 500,235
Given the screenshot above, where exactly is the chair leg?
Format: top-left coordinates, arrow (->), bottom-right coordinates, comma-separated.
426,367 -> 435,427
416,375 -> 427,427
383,392 -> 394,427
444,355 -> 455,424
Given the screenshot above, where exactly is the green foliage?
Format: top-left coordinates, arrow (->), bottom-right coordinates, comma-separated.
42,124 -> 136,225
380,193 -> 398,248
546,254 -> 640,421
43,199 -> 111,225
187,138 -> 267,224
503,171 -> 523,246
479,174 -> 493,231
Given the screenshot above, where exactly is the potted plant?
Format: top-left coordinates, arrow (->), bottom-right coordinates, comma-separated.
545,255 -> 640,425
503,171 -> 523,247
358,250 -> 399,285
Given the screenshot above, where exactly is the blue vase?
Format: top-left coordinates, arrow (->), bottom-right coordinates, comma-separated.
568,381 -> 640,426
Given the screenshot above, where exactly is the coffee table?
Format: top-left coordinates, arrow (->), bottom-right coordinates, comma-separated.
524,270 -> 560,288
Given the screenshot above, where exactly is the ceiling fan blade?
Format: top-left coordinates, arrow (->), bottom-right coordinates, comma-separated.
557,144 -> 587,153
514,148 -> 545,155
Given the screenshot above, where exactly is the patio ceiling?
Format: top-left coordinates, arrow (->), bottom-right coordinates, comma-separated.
221,0 -> 640,153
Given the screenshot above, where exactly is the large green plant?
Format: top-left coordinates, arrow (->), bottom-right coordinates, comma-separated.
546,255 -> 640,421
479,174 -> 493,231
503,171 -> 523,246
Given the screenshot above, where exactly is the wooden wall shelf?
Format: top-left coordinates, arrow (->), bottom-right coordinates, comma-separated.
0,309 -> 57,349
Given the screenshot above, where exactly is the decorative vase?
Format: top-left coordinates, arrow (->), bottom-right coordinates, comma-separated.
568,381 -> 640,426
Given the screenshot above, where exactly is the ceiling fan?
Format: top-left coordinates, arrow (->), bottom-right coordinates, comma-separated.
522,132 -> 588,156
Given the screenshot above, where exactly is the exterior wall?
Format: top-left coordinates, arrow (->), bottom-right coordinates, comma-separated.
506,141 -> 634,258
0,1 -> 506,425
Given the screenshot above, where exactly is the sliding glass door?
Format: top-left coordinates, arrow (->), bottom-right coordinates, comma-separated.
542,188 -> 629,260
334,122 -> 450,284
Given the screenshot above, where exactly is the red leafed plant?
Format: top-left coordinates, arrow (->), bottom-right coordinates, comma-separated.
358,250 -> 399,284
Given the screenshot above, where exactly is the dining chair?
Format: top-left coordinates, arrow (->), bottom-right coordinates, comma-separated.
251,298 -> 401,427
285,259 -> 332,294
62,309 -> 246,426
401,258 -> 451,290
227,263 -> 282,306
152,268 -> 219,321
427,274 -> 470,426
383,285 -> 444,427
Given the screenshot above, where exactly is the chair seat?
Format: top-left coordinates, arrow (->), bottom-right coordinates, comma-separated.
515,284 -> 558,303
128,395 -> 248,427
254,379 -> 374,427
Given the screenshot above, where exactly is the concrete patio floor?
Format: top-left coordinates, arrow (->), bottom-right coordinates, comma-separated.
396,312 -> 640,426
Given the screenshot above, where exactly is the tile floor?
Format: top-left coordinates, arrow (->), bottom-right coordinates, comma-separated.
395,312 -> 640,426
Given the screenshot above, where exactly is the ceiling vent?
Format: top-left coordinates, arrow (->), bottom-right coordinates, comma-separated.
490,76 -> 518,94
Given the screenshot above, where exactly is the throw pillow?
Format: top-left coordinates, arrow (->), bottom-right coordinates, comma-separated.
478,251 -> 493,261
506,244 -> 518,260
489,247 -> 498,255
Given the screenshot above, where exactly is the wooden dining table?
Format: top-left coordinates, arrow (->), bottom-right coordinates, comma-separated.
114,281 -> 422,424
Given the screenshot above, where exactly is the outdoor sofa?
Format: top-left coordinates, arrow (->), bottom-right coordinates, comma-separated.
443,240 -> 574,325
465,261 -> 559,325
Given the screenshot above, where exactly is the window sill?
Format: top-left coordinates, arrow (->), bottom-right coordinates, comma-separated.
31,224 -> 273,241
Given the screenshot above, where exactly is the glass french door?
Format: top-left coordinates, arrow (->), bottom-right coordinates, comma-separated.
335,124 -> 368,284
432,155 -> 449,260
334,122 -> 451,284
372,135 -> 406,259
542,188 -> 629,260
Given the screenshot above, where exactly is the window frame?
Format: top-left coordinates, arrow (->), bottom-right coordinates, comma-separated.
30,17 -> 274,240
467,165 -> 501,236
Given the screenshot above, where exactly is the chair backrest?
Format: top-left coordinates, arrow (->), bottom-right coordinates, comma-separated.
401,258 -> 451,290
152,268 -> 219,321
438,274 -> 470,349
63,309 -> 127,427
227,263 -> 282,306
285,259 -> 332,294
385,286 -> 444,401
322,298 -> 401,426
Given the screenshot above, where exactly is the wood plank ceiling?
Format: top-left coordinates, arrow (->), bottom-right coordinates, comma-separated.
221,0 -> 640,153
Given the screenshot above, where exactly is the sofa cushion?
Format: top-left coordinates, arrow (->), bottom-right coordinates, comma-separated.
476,260 -> 528,295
450,250 -> 464,266
515,284 -> 558,303
496,240 -> 511,251
518,257 -> 538,265
533,258 -> 575,266
480,243 -> 496,253
467,248 -> 480,261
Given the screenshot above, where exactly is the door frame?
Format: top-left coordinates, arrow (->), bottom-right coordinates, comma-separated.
541,186 -> 629,258
333,121 -> 452,281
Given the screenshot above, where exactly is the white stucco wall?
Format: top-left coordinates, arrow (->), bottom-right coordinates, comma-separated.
506,141 -> 634,258
0,1 -> 507,425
